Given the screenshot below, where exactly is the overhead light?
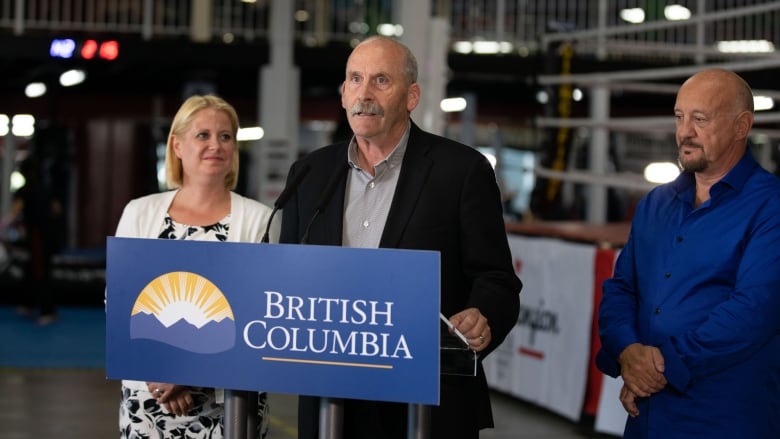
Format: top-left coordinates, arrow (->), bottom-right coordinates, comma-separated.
620,8 -> 645,24
716,40 -> 775,53
1,114 -> 37,137
294,10 -> 310,22
60,69 -> 86,87
440,97 -> 467,113
348,22 -> 369,34
10,171 -> 26,191
377,23 -> 403,37
0,114 -> 8,136
25,82 -> 47,98
471,41 -> 512,54
572,88 -> 583,102
11,114 -> 35,137
754,96 -> 774,111
237,126 -> 264,141
664,5 -> 691,21
453,41 -> 473,54
452,41 -> 515,55
644,162 -> 680,184
536,90 -> 549,104
473,41 -> 500,54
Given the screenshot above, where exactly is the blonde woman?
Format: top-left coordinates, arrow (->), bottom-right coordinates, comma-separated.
114,95 -> 276,438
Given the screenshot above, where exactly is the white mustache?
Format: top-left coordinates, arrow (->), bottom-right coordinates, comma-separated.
350,101 -> 384,116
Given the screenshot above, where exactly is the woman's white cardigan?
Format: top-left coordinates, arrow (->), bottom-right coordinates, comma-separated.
114,190 -> 278,242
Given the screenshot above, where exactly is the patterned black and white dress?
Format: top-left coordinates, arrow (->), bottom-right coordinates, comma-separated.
119,213 -> 269,439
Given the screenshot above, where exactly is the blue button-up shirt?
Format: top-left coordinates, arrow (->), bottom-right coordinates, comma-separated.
597,150 -> 780,438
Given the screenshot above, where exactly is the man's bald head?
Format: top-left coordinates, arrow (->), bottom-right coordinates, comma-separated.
681,69 -> 754,116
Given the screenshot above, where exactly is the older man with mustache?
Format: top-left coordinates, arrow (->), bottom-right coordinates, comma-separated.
280,36 -> 521,439
596,69 -> 780,438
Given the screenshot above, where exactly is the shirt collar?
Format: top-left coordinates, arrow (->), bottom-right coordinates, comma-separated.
718,148 -> 759,191
347,121 -> 410,171
671,148 -> 758,194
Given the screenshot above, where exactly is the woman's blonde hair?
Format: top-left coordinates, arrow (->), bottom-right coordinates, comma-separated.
164,94 -> 240,190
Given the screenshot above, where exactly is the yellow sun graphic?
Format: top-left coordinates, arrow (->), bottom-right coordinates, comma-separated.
132,271 -> 234,328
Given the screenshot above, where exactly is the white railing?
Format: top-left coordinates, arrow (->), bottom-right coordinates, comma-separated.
1,0 -> 778,61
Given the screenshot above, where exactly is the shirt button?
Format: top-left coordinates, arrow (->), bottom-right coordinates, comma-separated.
362,220 -> 369,228
655,308 -> 661,314
369,182 -> 375,189
676,236 -> 683,242
665,272 -> 671,278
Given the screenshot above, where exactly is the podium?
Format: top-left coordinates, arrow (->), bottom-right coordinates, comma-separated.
106,237 -> 461,439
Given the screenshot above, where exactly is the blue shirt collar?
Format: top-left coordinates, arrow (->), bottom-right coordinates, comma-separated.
670,148 -> 758,195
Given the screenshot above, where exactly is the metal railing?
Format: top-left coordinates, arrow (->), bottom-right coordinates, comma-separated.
1,0 -> 778,62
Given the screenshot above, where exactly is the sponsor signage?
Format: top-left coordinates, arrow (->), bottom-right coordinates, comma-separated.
484,235 -> 594,420
106,237 -> 440,405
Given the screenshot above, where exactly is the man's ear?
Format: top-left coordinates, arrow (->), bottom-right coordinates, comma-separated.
407,82 -> 421,112
340,82 -> 347,110
734,111 -> 754,140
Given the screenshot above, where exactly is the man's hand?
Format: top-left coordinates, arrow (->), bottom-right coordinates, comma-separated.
448,307 -> 491,352
619,384 -> 640,417
618,343 -> 667,397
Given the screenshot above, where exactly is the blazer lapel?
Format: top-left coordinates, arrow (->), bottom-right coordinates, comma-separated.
319,145 -> 349,246
379,123 -> 432,248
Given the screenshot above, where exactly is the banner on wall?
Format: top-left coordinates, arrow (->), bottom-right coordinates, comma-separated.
484,235 -> 595,421
105,238 -> 441,405
594,248 -> 626,435
595,375 -> 627,435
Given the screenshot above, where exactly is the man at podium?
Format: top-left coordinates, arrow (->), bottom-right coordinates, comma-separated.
280,36 -> 522,439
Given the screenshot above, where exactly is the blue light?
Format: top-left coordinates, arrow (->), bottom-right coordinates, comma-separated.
50,38 -> 76,59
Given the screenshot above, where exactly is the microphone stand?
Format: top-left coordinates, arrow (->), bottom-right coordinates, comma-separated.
224,390 -> 249,439
302,163 -> 350,245
408,404 -> 431,439
225,164 -> 311,438
262,164 -> 312,243
298,163 -> 350,439
260,208 -> 279,244
319,397 -> 344,439
223,389 -> 259,439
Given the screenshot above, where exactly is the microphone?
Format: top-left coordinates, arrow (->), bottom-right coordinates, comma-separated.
300,163 -> 350,244
261,163 -> 311,243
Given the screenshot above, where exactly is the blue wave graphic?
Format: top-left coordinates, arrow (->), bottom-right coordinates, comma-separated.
130,313 -> 235,353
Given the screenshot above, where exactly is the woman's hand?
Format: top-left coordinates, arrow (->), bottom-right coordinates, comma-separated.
146,382 -> 194,416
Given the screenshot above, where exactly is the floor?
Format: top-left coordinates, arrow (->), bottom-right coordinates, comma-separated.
0,367 -> 620,439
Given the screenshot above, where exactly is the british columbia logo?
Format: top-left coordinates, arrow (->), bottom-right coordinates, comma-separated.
130,271 -> 235,353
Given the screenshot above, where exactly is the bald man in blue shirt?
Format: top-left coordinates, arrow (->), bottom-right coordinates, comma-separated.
597,69 -> 780,438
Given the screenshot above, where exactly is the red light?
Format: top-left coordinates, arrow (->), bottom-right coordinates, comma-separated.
81,39 -> 98,59
99,41 -> 119,60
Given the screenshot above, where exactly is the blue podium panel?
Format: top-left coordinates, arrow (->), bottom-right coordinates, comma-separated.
105,238 -> 440,405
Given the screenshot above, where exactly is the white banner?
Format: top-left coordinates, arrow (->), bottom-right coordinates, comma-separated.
594,375 -> 627,435
594,248 -> 626,436
485,235 -> 595,421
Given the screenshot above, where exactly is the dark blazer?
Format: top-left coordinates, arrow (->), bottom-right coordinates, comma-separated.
280,122 -> 521,439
